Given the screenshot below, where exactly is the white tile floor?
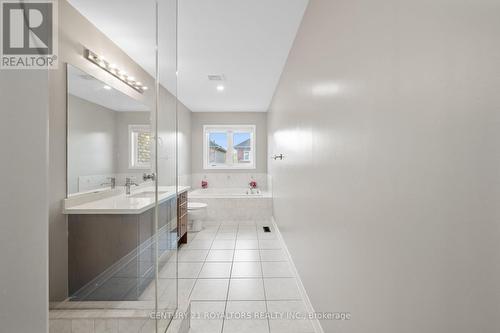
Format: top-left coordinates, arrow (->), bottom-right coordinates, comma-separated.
49,221 -> 315,333
171,221 -> 315,333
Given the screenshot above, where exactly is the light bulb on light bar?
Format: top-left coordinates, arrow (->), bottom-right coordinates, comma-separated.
84,49 -> 147,94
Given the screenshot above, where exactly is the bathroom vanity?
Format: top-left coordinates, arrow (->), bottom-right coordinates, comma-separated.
63,186 -> 189,300
62,63 -> 189,302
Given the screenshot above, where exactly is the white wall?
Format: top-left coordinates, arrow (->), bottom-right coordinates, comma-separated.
268,1 -> 500,332
0,72 -> 49,332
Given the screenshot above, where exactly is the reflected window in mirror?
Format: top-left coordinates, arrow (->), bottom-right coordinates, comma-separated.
129,125 -> 152,169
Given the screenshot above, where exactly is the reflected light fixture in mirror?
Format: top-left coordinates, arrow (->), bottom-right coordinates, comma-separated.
84,49 -> 148,93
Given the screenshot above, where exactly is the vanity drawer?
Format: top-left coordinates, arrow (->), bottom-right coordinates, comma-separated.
178,202 -> 187,218
179,191 -> 188,204
179,214 -> 188,237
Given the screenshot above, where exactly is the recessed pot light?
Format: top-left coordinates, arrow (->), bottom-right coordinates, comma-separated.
103,85 -> 112,90
217,85 -> 225,91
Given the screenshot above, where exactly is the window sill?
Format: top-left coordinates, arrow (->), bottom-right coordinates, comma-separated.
204,165 -> 256,170
128,166 -> 152,170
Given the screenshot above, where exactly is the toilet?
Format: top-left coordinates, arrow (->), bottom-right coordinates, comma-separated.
187,202 -> 208,232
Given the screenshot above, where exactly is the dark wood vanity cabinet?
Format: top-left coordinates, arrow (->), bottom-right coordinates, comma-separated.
68,190 -> 188,301
178,191 -> 188,244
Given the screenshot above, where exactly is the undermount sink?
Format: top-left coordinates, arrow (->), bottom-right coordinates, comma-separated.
129,191 -> 168,198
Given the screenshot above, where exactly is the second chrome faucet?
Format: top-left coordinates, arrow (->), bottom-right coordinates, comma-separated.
125,177 -> 139,195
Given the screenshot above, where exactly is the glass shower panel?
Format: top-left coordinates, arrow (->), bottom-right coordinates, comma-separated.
53,1 -> 179,332
155,0 -> 180,332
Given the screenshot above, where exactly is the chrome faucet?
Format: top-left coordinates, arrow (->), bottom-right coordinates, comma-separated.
101,177 -> 116,189
143,172 -> 156,182
125,177 -> 139,195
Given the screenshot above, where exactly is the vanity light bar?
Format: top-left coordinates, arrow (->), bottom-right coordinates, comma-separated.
84,49 -> 148,93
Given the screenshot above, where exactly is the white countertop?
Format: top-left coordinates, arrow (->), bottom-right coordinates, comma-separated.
63,185 -> 190,215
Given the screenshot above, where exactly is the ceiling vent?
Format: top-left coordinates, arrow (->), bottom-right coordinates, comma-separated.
208,74 -> 225,81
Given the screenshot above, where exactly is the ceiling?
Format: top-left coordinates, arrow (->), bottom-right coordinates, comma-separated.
68,0 -> 309,112
68,65 -> 149,112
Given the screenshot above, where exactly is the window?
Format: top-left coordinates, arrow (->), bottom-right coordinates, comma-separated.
203,125 -> 256,169
129,125 -> 152,169
243,151 -> 250,161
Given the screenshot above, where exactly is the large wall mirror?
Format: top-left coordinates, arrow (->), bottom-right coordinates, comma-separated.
67,64 -> 152,196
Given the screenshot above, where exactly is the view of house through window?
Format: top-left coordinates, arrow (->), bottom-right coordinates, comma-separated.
204,125 -> 256,169
129,125 -> 152,169
208,132 -> 228,164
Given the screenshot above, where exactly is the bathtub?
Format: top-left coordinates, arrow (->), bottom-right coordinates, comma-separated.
189,187 -> 265,198
188,187 -> 272,221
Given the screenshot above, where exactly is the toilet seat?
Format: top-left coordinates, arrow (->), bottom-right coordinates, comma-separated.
188,202 -> 208,210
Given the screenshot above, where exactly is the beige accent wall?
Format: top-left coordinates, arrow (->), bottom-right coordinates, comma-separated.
191,112 -> 267,174
177,102 -> 192,187
0,71 -> 49,332
67,95 -> 118,194
268,1 -> 500,332
49,0 -> 191,301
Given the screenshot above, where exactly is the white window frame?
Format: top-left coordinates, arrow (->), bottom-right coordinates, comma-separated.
243,151 -> 250,161
128,124 -> 152,169
203,124 -> 256,170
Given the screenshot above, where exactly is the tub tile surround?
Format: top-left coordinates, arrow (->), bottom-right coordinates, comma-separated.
188,197 -> 272,221
188,173 -> 272,221
191,173 -> 268,190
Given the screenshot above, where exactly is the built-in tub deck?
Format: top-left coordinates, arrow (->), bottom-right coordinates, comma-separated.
189,187 -> 272,221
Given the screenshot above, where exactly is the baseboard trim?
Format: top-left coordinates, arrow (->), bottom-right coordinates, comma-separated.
270,216 -> 325,333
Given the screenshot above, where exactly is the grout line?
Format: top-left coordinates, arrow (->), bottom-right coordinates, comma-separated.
256,225 -> 272,333
189,298 -> 299,302
188,222 -> 296,332
220,223 -> 239,333
185,276 -> 297,280
197,228 -> 220,278
269,217 -> 324,333
185,224 -> 221,303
